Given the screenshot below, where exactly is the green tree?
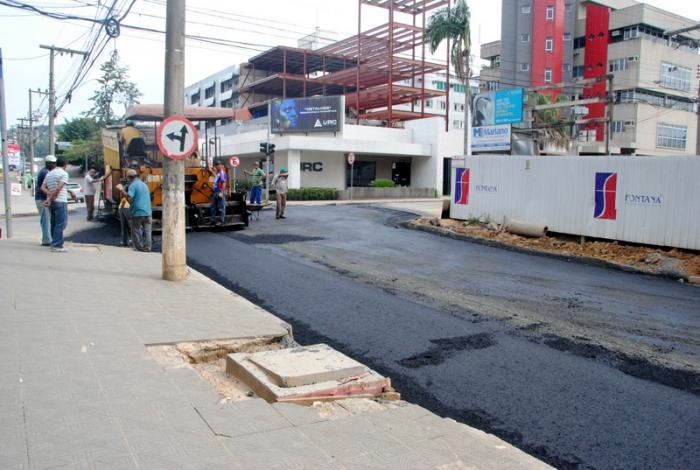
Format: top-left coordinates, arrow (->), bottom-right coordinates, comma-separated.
86,56 -> 141,125
424,0 -> 471,153
58,117 -> 99,142
61,131 -> 103,170
529,93 -> 571,152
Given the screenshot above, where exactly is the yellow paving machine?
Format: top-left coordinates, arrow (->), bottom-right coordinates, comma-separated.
101,105 -> 248,230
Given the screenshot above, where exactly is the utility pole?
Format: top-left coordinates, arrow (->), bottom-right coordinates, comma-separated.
161,0 -> 187,282
265,102 -> 271,203
39,45 -> 88,155
606,74 -> 614,156
0,48 -> 13,238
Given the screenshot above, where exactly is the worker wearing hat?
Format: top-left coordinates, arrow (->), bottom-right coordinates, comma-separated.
271,167 -> 289,220
34,155 -> 57,246
116,169 -> 152,252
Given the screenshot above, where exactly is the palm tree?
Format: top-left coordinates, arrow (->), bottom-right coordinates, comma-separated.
529,93 -> 571,152
424,0 -> 471,154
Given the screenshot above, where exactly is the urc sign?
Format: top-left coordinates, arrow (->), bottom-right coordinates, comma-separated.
301,162 -> 323,172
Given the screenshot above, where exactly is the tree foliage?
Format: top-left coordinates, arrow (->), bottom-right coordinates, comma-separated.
86,56 -> 141,126
58,117 -> 99,142
61,131 -> 104,170
424,0 -> 471,154
529,93 -> 571,151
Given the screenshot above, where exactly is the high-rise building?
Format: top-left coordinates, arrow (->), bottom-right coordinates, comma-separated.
481,0 -> 700,155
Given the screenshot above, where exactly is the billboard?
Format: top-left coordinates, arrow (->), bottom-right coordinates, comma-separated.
472,88 -> 524,127
472,124 -> 511,152
2,143 -> 21,167
271,96 -> 343,134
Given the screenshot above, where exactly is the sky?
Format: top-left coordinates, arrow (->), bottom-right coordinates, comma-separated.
1,0 -> 698,129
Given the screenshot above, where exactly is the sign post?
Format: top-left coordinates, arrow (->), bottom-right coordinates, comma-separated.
347,152 -> 355,201
228,156 -> 240,192
0,48 -> 12,238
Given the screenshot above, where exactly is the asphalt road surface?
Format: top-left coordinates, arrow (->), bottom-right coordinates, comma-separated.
57,203 -> 700,469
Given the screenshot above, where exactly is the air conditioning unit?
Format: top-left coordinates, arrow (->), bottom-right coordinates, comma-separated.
611,30 -> 621,37
624,120 -> 636,127
627,55 -> 640,63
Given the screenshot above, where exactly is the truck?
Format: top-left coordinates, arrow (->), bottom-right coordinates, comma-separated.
101,104 -> 248,230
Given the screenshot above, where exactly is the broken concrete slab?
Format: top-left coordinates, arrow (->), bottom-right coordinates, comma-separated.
247,344 -> 367,387
226,350 -> 395,404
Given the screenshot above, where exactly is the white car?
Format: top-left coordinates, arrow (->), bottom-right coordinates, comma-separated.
65,182 -> 85,203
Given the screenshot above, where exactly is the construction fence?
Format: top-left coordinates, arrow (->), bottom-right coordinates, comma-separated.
450,155 -> 700,250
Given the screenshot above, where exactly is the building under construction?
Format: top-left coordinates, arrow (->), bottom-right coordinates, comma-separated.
239,0 -> 455,130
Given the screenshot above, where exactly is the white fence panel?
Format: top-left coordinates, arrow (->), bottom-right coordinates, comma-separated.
450,155 -> 700,250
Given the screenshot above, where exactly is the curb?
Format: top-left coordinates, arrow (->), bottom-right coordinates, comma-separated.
401,221 -> 691,283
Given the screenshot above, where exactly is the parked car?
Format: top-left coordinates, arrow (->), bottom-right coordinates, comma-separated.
65,182 -> 85,203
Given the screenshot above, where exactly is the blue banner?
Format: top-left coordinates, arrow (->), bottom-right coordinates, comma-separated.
472,88 -> 524,126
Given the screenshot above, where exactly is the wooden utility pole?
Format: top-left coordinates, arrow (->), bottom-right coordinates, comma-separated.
161,0 -> 188,281
39,45 -> 87,155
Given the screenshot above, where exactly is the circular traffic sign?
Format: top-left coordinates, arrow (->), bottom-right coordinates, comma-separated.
229,156 -> 240,168
347,152 -> 355,165
156,115 -> 198,160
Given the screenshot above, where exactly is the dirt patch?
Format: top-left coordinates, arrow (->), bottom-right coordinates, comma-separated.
412,217 -> 700,280
398,333 -> 496,369
148,337 -> 288,402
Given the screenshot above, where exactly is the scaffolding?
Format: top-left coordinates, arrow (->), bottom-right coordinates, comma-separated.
240,0 -> 452,130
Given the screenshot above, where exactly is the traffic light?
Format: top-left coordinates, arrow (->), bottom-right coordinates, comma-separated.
268,143 -> 275,155
259,142 -> 267,154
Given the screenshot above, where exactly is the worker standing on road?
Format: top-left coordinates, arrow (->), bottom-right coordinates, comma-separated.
272,167 -> 289,220
118,183 -> 132,247
41,158 -> 70,253
116,169 -> 152,252
83,167 -> 111,221
243,161 -> 265,205
34,155 -> 56,246
209,160 -> 228,226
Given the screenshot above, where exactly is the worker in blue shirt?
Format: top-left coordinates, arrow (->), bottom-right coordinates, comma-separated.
116,169 -> 152,252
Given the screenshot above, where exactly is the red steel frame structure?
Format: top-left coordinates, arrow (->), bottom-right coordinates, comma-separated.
240,0 -> 452,130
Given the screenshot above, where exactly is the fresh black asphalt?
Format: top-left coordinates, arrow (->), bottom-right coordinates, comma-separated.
65,204 -> 700,469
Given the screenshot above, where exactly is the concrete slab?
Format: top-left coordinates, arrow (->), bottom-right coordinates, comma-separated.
226,352 -> 392,404
247,343 -> 367,387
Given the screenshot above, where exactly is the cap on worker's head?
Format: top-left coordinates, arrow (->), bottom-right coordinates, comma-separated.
280,167 -> 288,173
126,169 -> 138,178
44,155 -> 57,163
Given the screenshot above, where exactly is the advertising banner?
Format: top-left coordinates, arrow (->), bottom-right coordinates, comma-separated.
472,124 -> 511,152
472,88 -> 524,126
271,96 -> 343,134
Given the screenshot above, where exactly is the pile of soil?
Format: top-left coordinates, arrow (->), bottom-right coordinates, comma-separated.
413,217 -> 700,281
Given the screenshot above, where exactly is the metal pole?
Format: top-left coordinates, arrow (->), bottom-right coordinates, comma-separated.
162,0 -> 187,281
47,48 -> 56,155
606,74 -> 613,156
265,101 -> 271,204
350,163 -> 354,201
696,67 -> 700,155
0,48 -> 12,238
28,89 -> 34,178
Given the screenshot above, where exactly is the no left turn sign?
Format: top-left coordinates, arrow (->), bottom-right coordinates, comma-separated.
156,115 -> 198,160
229,156 -> 240,168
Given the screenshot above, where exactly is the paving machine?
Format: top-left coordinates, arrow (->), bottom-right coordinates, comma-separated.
101,105 -> 248,230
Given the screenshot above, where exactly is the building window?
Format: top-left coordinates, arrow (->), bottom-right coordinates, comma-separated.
220,77 -> 234,93
205,85 -> 215,99
439,101 -> 446,110
656,123 -> 687,150
609,58 -> 628,72
521,34 -> 531,43
546,6 -> 554,21
574,36 -> 586,49
221,98 -> 233,108
572,65 -> 584,78
563,33 -> 572,42
452,120 -> 464,129
425,100 -> 433,108
623,26 -> 639,40
453,103 -> 464,111
521,5 -> 531,14
451,83 -> 466,93
563,64 -> 571,72
486,80 -> 500,91
660,62 -> 691,92
565,3 -> 573,13
544,68 -> 552,83
612,121 -> 626,133
520,63 -> 530,72
545,38 -> 553,52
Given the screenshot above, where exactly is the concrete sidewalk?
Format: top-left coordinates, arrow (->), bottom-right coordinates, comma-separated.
0,236 -> 550,469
